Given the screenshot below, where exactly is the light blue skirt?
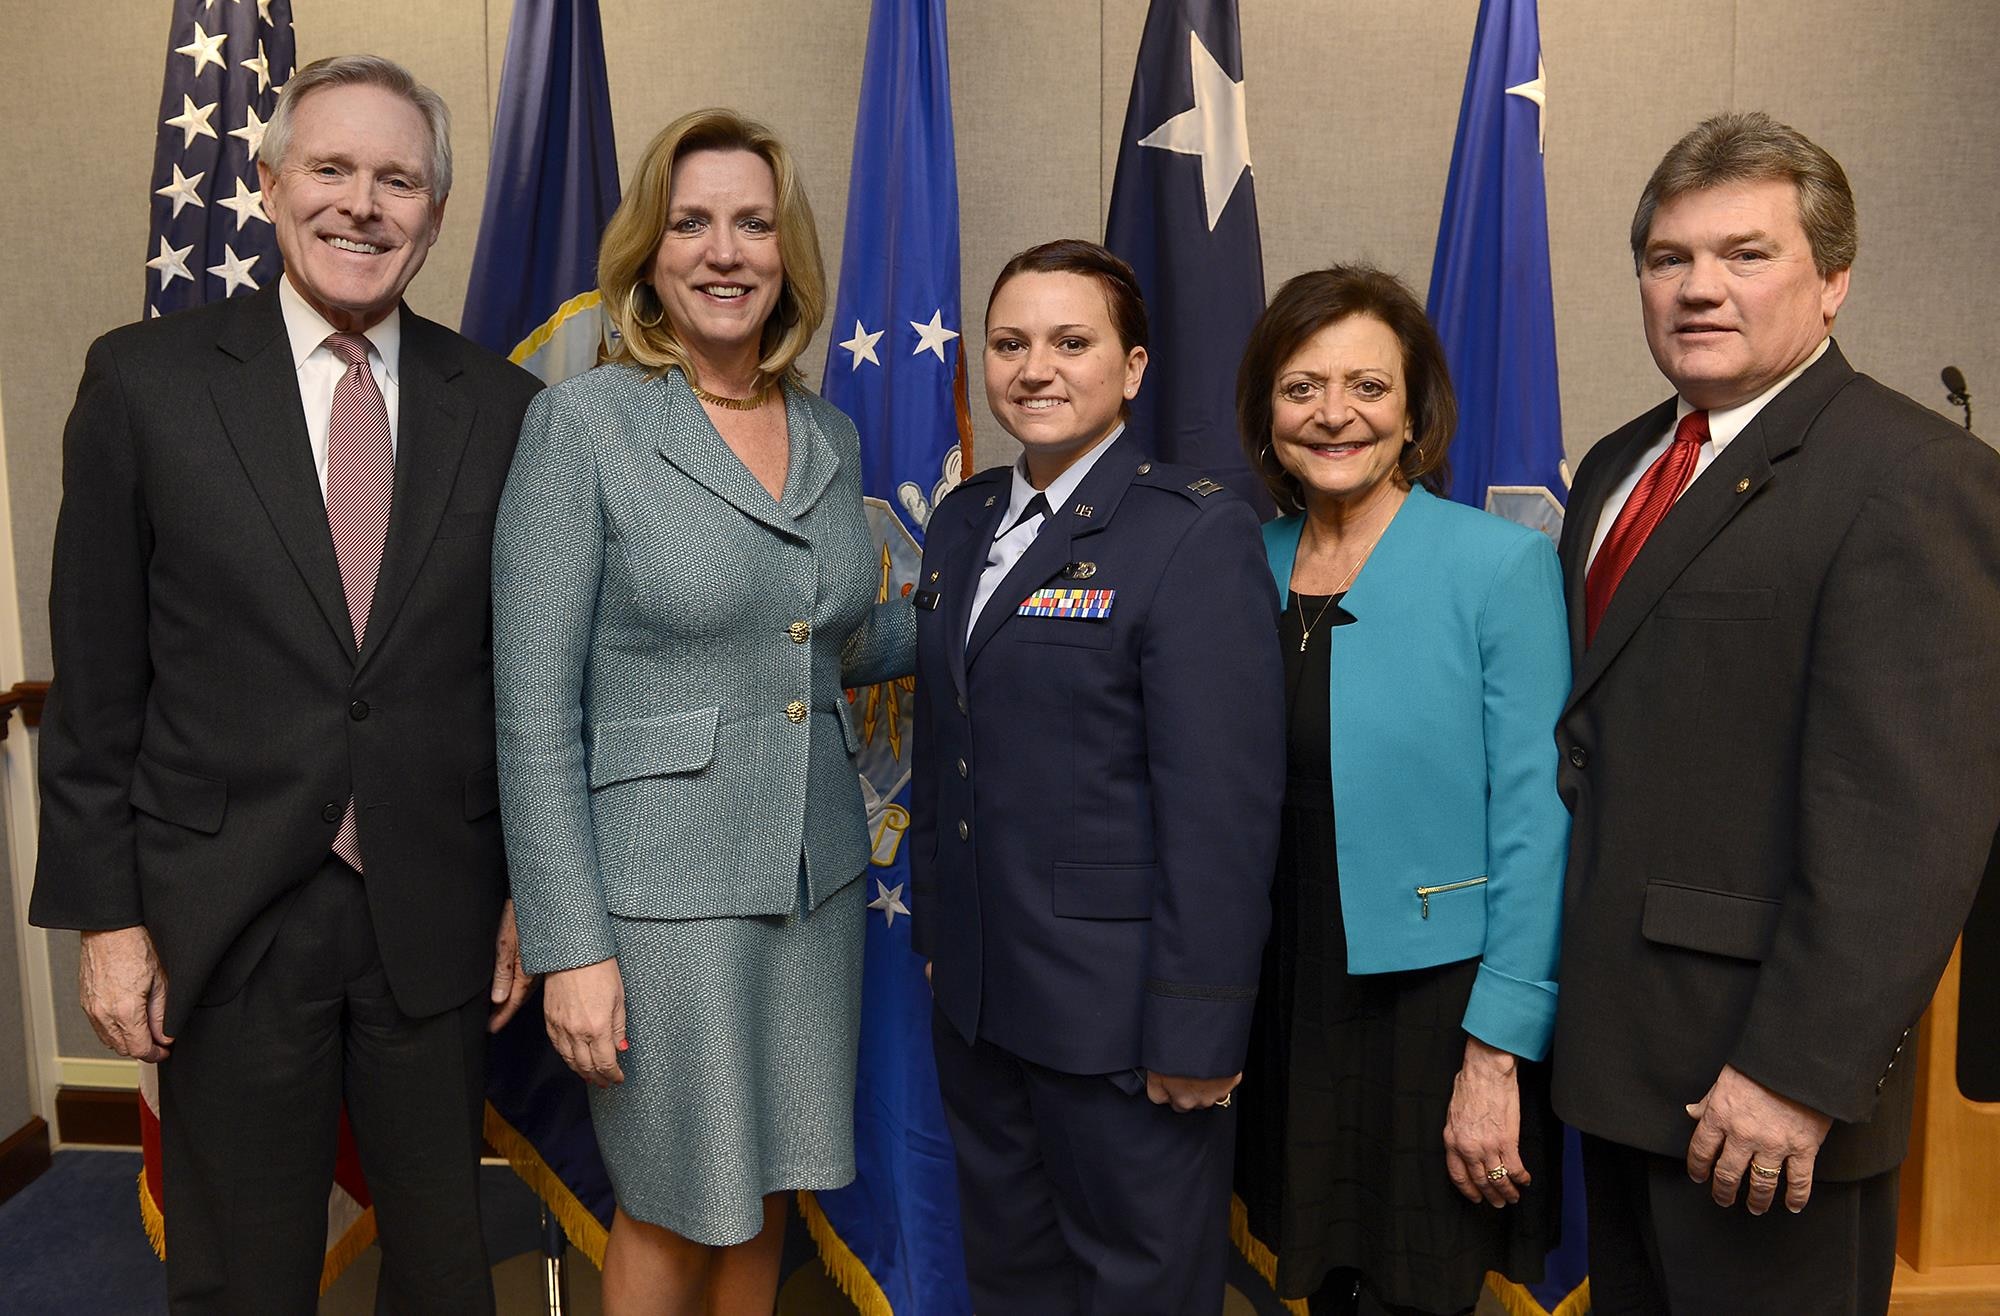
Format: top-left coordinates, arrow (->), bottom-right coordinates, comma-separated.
588,870 -> 865,1245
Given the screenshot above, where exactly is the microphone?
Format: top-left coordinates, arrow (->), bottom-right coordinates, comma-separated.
1942,365 -> 1972,431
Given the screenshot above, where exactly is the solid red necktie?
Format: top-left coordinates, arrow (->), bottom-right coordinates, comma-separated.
323,332 -> 393,870
1584,409 -> 1708,646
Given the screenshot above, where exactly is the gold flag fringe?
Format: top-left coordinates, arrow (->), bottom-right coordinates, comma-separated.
1482,1273 -> 1591,1316
796,1189 -> 895,1316
1228,1193 -> 1313,1316
137,1167 -> 378,1294
483,1103 -> 610,1269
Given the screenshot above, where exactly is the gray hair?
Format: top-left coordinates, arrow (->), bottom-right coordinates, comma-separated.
259,54 -> 454,199
1630,111 -> 1856,277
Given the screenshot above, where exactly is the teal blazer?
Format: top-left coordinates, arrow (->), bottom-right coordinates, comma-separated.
1263,486 -> 1570,1060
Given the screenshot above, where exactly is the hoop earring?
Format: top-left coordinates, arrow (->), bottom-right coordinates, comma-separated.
628,283 -> 665,330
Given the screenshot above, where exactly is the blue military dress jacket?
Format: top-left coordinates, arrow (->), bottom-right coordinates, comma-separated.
1263,486 -> 1570,1060
909,433 -> 1286,1079
494,364 -> 913,976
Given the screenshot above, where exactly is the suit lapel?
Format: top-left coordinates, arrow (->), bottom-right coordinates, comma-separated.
943,485 -> 1006,698
357,314 -> 475,671
1567,344 -> 1854,712
1559,403 -> 1672,659
965,435 -> 1139,666
779,380 -> 840,519
210,289 -> 355,657
655,369 -> 802,541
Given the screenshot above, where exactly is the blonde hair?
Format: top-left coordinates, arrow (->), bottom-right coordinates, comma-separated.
597,108 -> 825,390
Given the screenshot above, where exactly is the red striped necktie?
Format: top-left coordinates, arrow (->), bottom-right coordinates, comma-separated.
1584,409 -> 1708,646
322,331 -> 393,870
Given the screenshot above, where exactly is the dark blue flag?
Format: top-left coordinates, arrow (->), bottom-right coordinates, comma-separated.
144,0 -> 295,317
1426,0 -> 1567,539
461,0 -> 621,382
806,0 -> 974,1311
1105,0 -> 1268,512
466,0 -> 622,1263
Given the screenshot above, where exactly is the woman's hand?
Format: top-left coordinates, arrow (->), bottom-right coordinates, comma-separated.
1145,1071 -> 1241,1112
544,957 -> 627,1087
1444,1035 -> 1527,1206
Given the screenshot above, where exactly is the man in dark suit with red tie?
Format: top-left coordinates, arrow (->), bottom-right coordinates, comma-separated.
30,55 -> 540,1313
1552,112 -> 2000,1314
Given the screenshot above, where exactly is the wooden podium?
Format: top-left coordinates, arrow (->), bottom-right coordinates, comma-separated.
1892,941 -> 2000,1313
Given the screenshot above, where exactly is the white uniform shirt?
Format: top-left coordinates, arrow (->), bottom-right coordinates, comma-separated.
278,275 -> 403,501
966,425 -> 1124,640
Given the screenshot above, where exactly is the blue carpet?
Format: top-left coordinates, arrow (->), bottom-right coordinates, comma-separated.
0,1150 -> 165,1315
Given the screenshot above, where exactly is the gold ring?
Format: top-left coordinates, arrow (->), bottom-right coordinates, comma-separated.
1215,1092 -> 1233,1109
1486,1166 -> 1511,1182
1750,1163 -> 1781,1179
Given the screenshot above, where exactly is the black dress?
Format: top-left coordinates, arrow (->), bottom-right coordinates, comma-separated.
1234,591 -> 1560,1316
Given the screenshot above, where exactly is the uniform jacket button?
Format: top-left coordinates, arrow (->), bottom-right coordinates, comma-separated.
957,819 -> 970,841
956,757 -> 968,778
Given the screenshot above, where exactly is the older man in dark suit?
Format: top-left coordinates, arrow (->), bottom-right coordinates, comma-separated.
30,54 -> 540,1313
1552,111 -> 2000,1314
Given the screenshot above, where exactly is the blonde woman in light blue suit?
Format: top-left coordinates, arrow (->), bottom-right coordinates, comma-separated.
493,110 -> 911,1316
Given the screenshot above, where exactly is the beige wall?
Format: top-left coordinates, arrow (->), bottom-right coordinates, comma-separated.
2,0 -> 1996,692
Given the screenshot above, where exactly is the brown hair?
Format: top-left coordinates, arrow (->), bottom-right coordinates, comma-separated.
1235,265 -> 1455,512
597,108 -> 825,390
985,239 -> 1149,417
1631,111 -> 1857,276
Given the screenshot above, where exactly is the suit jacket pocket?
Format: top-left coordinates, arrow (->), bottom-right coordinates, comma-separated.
1012,615 -> 1119,650
587,708 -> 721,789
1654,587 -> 1777,620
464,762 -> 500,819
1052,862 -> 1157,919
1641,881 -> 1780,961
130,754 -> 227,835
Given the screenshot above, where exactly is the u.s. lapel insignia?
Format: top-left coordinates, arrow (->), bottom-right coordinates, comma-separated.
1060,561 -> 1097,580
913,590 -> 942,611
928,569 -> 939,582
1073,502 -> 1094,518
983,494 -> 998,507
1186,477 -> 1223,497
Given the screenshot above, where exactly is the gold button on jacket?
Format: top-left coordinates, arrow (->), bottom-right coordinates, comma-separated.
785,700 -> 808,723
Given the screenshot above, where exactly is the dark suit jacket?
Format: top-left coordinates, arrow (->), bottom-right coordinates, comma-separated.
909,434 -> 1285,1078
1551,341 -> 2000,1180
31,286 -> 542,1036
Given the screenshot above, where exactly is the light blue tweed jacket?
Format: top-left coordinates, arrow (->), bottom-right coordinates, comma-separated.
494,363 -> 914,976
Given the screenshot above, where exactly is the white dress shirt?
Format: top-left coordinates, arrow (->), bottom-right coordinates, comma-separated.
966,425 -> 1124,640
1586,338 -> 1829,570
278,275 -> 402,501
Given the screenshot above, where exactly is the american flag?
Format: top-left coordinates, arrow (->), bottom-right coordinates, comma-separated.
144,0 -> 296,317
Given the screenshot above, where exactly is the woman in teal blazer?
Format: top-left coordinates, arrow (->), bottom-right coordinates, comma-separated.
1229,267 -> 1570,1316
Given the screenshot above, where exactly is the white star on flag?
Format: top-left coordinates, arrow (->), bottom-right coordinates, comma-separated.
257,0 -> 275,22
868,879 -> 912,929
241,42 -> 273,95
229,105 -> 269,158
910,309 -> 959,362
217,177 -> 268,230
1506,54 -> 1549,155
176,23 -> 229,78
147,236 -> 195,289
1137,31 -> 1253,232
155,164 -> 207,218
207,244 -> 261,296
840,320 -> 886,369
165,95 -> 220,149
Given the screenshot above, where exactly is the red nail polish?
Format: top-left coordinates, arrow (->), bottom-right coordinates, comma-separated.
616,1037 -> 629,1052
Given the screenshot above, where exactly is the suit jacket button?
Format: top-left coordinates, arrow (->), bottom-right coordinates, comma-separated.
785,700 -> 808,724
956,694 -> 968,715
321,802 -> 342,823
789,621 -> 811,643
956,757 -> 968,778
349,700 -> 369,721
957,819 -> 970,841
1568,746 -> 1588,769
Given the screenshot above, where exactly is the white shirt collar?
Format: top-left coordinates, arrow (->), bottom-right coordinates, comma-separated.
998,424 -> 1125,536
278,275 -> 402,382
1674,337 -> 1829,452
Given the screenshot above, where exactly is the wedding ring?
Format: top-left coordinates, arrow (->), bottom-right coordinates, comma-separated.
1215,1092 -> 1233,1109
1750,1163 -> 1781,1179
1486,1166 -> 1511,1182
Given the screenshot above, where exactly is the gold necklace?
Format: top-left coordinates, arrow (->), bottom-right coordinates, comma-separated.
1294,523 -> 1387,652
689,379 -> 773,411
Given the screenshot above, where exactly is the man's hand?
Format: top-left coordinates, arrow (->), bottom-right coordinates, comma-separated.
1444,1036 -> 1527,1207
486,898 -> 537,1033
79,926 -> 171,1062
544,957 -> 626,1087
1144,1071 -> 1239,1112
1686,1063 -> 1833,1215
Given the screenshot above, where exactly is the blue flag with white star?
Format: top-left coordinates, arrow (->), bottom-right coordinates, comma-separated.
1104,0 -> 1268,513
145,0 -> 295,316
465,0 -> 623,1265
461,0 -> 620,382
1426,0 -> 1568,538
807,0 -> 974,1311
